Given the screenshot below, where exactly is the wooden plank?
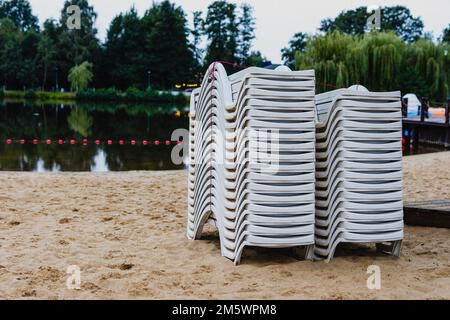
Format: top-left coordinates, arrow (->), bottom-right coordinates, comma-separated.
404,201 -> 450,229
402,119 -> 449,127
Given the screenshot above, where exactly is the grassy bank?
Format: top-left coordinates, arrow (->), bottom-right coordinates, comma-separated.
0,87 -> 188,104
0,89 -> 76,101
76,87 -> 187,104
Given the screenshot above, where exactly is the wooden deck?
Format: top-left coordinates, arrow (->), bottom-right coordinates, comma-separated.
403,117 -> 449,127
404,200 -> 450,228
403,117 -> 450,147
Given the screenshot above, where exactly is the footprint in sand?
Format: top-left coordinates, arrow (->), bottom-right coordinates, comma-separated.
108,263 -> 135,271
58,240 -> 70,246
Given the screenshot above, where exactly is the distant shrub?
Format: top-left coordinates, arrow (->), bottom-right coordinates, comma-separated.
76,87 -> 188,104
77,88 -> 121,101
24,89 -> 37,100
125,87 -> 145,100
1,89 -> 74,101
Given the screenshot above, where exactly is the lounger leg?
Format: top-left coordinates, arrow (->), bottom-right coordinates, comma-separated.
376,241 -> 402,257
391,240 -> 402,257
292,245 -> 315,261
305,244 -> 315,261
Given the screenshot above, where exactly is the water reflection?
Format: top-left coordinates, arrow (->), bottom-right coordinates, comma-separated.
2,100 -> 446,172
0,100 -> 189,172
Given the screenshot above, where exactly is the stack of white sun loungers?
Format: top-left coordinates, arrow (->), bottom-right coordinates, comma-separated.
188,63 -> 317,264
314,86 -> 404,262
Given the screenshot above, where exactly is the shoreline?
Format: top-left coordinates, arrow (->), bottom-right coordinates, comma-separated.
1,89 -> 188,105
0,152 -> 449,299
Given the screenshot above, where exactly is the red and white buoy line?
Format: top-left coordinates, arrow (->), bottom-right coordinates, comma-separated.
3,138 -> 181,146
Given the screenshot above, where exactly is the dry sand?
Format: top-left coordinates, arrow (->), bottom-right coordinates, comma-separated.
0,151 -> 449,299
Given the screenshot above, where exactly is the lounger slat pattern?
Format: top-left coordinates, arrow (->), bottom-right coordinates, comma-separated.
188,64 -> 316,264
314,86 -> 404,262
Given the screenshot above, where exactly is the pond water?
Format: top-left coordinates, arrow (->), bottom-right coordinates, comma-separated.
0,100 -> 447,172
0,100 -> 189,171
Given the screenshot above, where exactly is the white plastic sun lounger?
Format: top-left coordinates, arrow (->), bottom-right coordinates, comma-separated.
188,63 -> 316,264
313,85 -> 404,262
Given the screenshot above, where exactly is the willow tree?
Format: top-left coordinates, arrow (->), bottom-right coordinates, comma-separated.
296,31 -> 356,92
362,32 -> 404,91
68,61 -> 93,91
295,31 -> 449,101
408,40 -> 449,101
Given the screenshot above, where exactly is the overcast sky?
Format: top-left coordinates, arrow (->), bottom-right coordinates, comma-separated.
28,0 -> 450,63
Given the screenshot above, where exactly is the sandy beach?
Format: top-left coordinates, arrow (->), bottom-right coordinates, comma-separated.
0,151 -> 449,299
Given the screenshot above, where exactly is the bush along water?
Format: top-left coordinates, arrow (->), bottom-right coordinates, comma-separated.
77,87 -> 187,104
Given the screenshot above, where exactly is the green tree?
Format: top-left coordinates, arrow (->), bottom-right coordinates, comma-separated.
203,0 -> 239,66
320,7 -> 368,35
37,19 -> 58,90
319,6 -> 424,43
237,3 -> 255,64
191,10 -> 203,64
246,51 -> 270,67
382,6 -> 424,42
0,18 -> 22,88
281,32 -> 308,69
0,0 -> 38,31
442,24 -> 450,43
296,31 -> 449,101
68,61 -> 93,91
103,7 -> 146,89
57,0 -> 101,89
18,28 -> 41,88
0,22 -> 43,90
142,0 -> 194,89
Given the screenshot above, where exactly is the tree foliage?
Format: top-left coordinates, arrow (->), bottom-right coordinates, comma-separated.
68,61 -> 93,91
37,19 -> 58,90
57,0 -> 101,88
0,0 -> 38,31
0,0 -> 446,101
443,24 -> 450,43
103,7 -> 145,89
237,3 -> 255,64
191,10 -> 203,64
0,0 -> 259,90
281,32 -> 308,69
203,1 -> 239,66
320,6 -> 424,43
296,31 -> 449,101
142,0 -> 194,89
246,51 -> 270,67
